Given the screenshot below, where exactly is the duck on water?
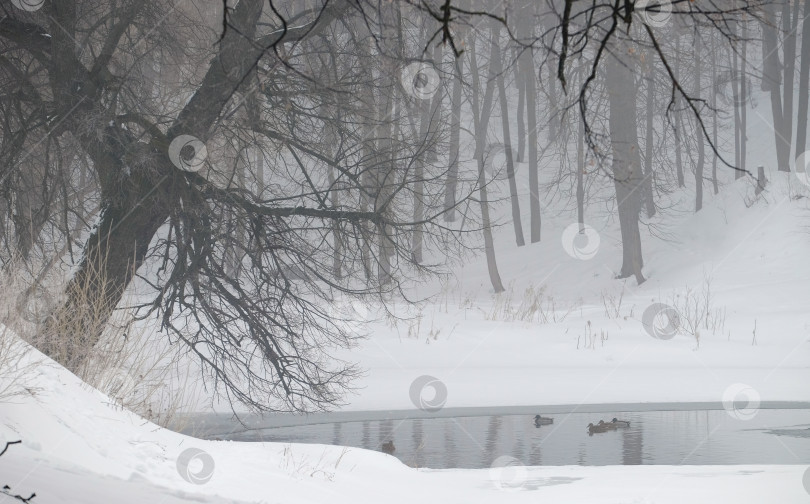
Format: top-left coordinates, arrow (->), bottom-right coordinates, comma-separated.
534,415 -> 553,426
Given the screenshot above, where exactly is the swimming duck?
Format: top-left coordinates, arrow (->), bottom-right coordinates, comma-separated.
534,415 -> 553,426
597,419 -> 619,430
611,418 -> 630,427
587,422 -> 611,435
381,441 -> 395,454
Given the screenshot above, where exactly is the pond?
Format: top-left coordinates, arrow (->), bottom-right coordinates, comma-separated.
183,403 -> 810,469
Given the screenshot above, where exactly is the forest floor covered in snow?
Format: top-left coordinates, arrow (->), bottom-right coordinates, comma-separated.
2,171 -> 810,503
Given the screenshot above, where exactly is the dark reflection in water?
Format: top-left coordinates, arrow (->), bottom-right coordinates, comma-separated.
208,409 -> 810,469
621,427 -> 642,465
361,421 -> 370,450
412,419 -> 423,468
444,420 -> 457,468
332,422 -> 341,446
484,416 -> 500,466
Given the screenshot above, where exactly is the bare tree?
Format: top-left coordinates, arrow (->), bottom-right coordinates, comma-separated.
0,0 -> 769,414
0,0 -> 476,413
469,17 -> 505,293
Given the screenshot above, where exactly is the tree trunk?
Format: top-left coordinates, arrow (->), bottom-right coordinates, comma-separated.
40,170 -> 170,370
444,40 -> 464,222
711,33 -> 719,194
39,0 -> 269,369
375,10 -> 400,285
493,28 -> 525,247
426,42 -> 444,164
470,22 -> 505,293
782,0 -> 799,159
357,34 -> 376,281
694,32 -> 705,212
576,83 -> 586,229
518,2 -> 541,243
412,23 -> 432,264
762,5 -> 791,171
516,58 -> 526,163
732,19 -> 742,175
674,36 -> 685,187
740,18 -> 748,178
796,0 -> 810,158
643,55 -> 656,217
607,42 -> 645,284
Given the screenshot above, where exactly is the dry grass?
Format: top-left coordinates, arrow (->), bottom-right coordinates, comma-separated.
0,259 -> 51,403
77,311 -> 203,432
0,329 -> 44,403
484,284 -> 574,324
667,276 -> 727,349
0,256 -> 201,431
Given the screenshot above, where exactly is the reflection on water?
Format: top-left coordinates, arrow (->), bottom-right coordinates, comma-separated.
206,409 -> 810,469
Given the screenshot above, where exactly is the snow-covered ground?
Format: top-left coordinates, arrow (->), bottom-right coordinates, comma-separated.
3,73 -> 810,504
2,172 -> 809,502
1,343 -> 808,503
336,172 -> 810,412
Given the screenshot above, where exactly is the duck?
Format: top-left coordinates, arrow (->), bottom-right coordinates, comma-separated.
611,418 -> 631,428
587,422 -> 612,435
534,414 -> 553,426
597,419 -> 619,430
381,440 -> 395,454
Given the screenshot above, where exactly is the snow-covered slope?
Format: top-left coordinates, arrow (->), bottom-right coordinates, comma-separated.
335,172 -> 810,412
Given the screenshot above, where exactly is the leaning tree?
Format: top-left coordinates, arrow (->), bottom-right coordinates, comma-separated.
0,0 -> 766,412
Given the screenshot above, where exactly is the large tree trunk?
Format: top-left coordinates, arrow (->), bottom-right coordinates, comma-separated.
38,0 -> 279,369
39,167 -> 170,370
796,0 -> 810,158
607,42 -> 645,284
